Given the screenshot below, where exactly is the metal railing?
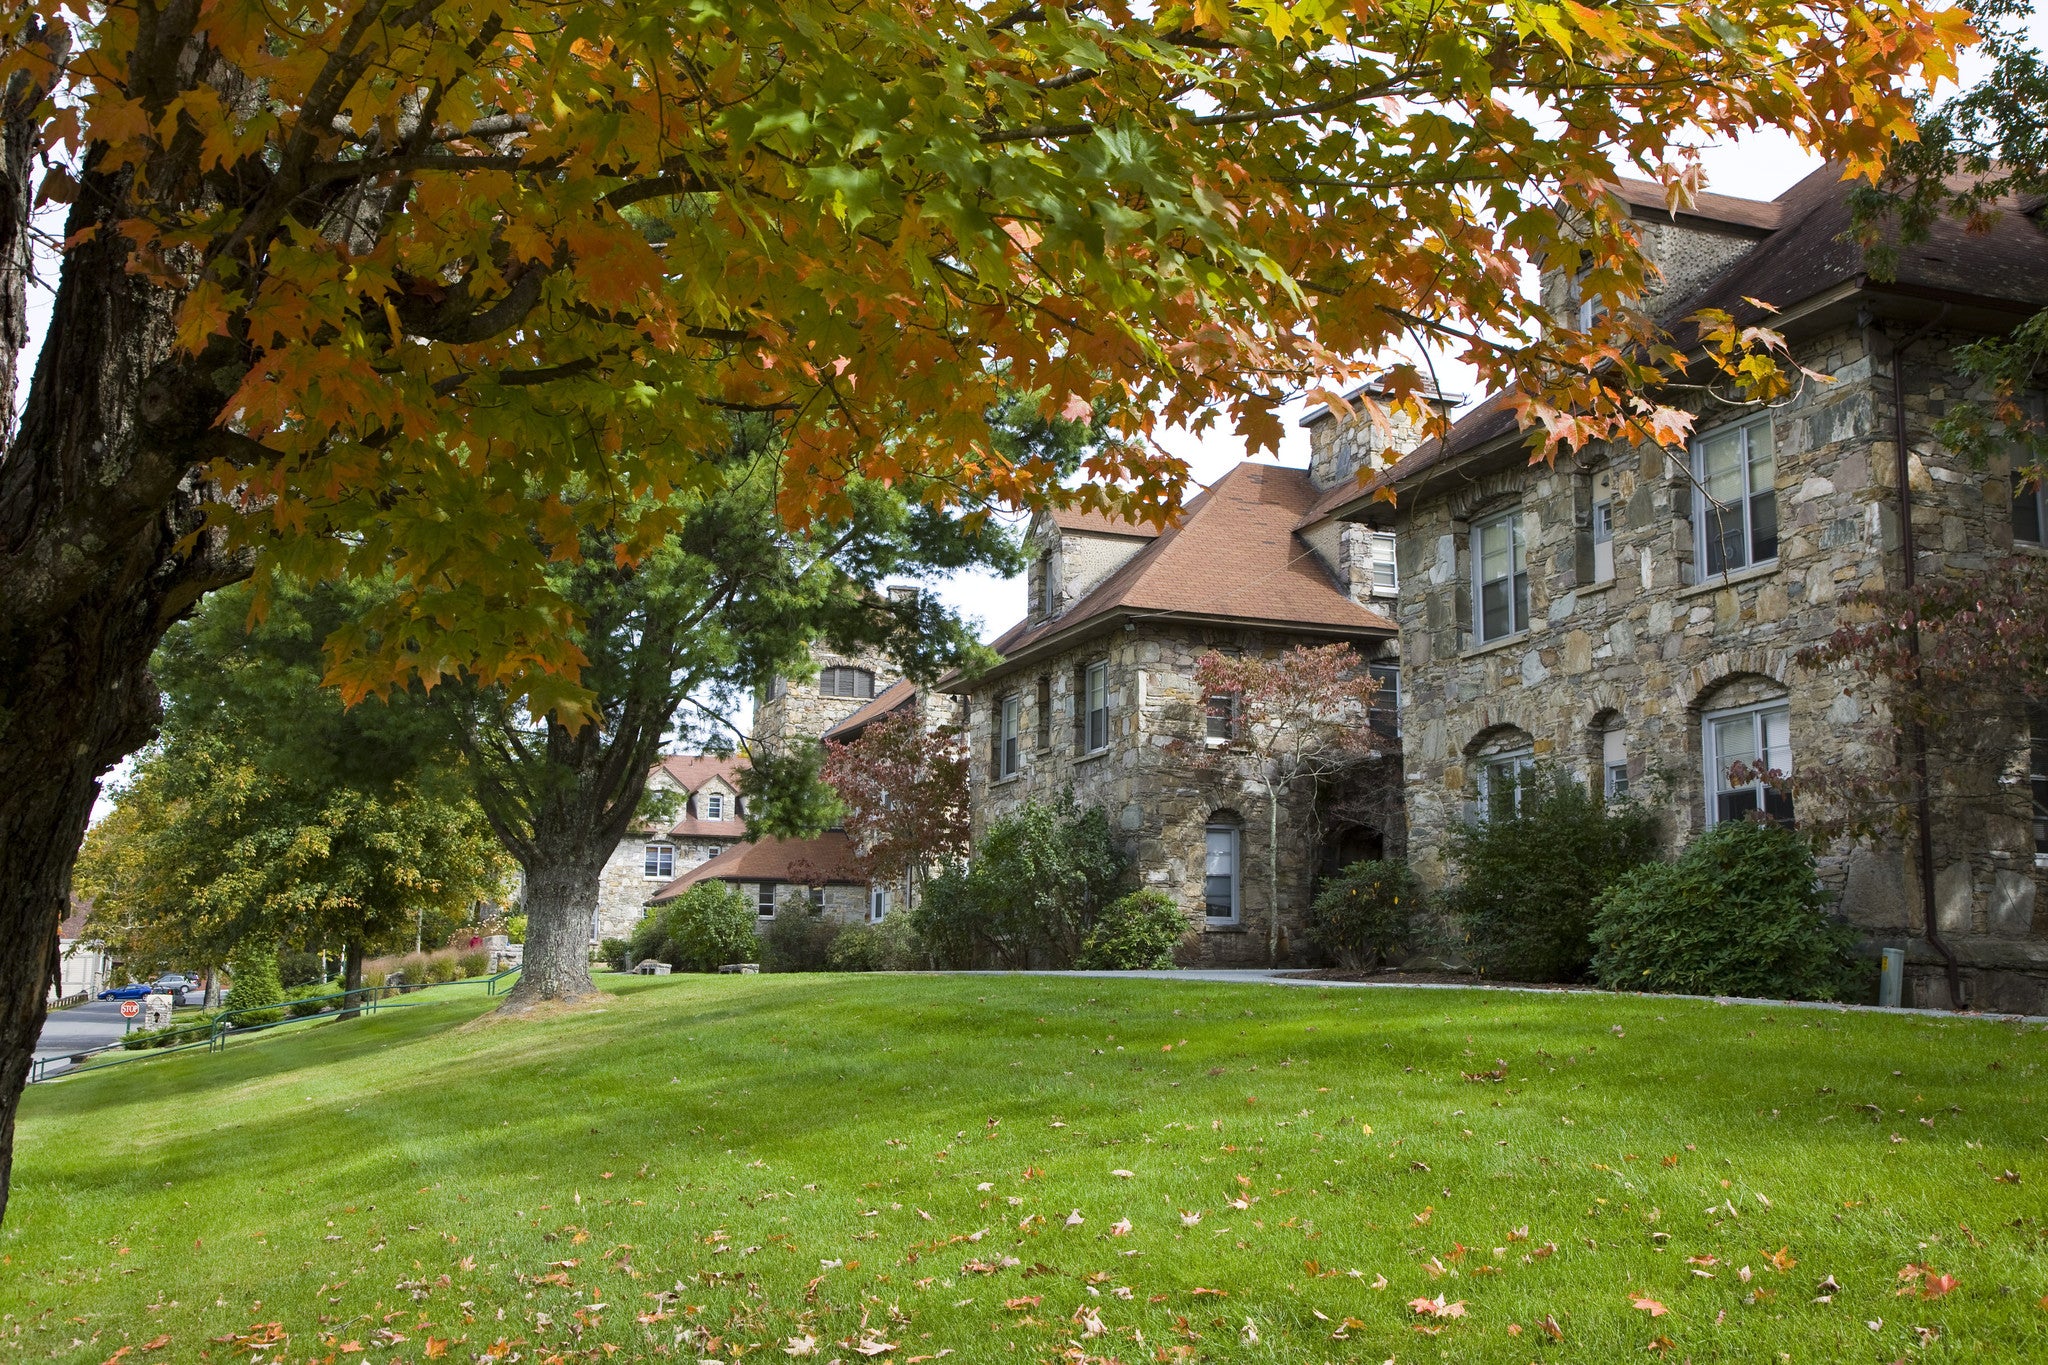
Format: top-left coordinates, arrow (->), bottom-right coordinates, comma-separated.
27,966 -> 523,1086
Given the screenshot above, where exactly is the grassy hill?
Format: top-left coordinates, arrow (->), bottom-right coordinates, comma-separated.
5,974 -> 2046,1362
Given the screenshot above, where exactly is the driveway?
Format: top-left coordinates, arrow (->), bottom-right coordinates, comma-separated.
35,1000 -> 140,1067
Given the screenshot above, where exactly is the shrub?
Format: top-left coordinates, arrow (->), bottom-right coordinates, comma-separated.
286,982 -> 335,1017
224,942 -> 285,1025
1441,767 -> 1660,981
1590,820 -> 1864,1001
457,949 -> 489,978
505,914 -> 527,941
598,937 -> 634,972
762,912 -> 842,972
1076,890 -> 1188,970
1305,860 -> 1421,969
277,951 -> 325,988
824,916 -> 925,972
635,883 -> 760,971
909,797 -> 1126,968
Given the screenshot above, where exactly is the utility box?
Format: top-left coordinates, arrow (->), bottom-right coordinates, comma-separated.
632,960 -> 672,976
1879,948 -> 1906,1008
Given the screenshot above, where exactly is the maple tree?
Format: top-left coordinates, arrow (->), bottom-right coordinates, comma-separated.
0,0 -> 1973,1217
1190,644 -> 1385,965
821,705 -> 972,909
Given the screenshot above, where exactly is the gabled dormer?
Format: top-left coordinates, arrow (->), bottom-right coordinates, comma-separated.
1023,506 -> 1161,628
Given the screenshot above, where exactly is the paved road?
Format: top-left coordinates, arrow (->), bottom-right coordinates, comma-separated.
35,999 -> 142,1063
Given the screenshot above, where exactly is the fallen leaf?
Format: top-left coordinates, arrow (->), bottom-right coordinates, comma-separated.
1631,1296 -> 1668,1318
1108,1218 -> 1131,1236
783,1337 -> 816,1357
1065,1210 -> 1084,1227
1191,1287 -> 1227,1297
1539,1314 -> 1564,1342
1002,1297 -> 1040,1311
1111,1170 -> 1134,1179
1180,1211 -> 1202,1227
140,1338 -> 170,1353
1922,1272 -> 1959,1300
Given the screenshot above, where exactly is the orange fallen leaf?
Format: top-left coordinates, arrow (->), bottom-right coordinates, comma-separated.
1540,1314 -> 1565,1341
140,1337 -> 169,1352
1631,1296 -> 1668,1318
1002,1297 -> 1040,1311
1191,1287 -> 1227,1297
424,1341 -> 449,1360
1922,1272 -> 1959,1300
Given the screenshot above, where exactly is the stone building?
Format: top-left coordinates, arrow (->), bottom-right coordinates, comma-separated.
944,463 -> 1406,966
751,590 -> 921,754
1299,166 -> 2048,1009
647,831 -> 874,925
592,754 -> 747,939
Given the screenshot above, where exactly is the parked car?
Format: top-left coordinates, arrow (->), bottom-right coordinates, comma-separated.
151,974 -> 201,1005
97,982 -> 152,1001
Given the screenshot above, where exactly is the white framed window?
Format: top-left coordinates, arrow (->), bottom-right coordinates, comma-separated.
995,693 -> 1021,779
1472,510 -> 1528,643
644,843 -> 675,879
1203,824 -> 1240,924
1368,662 -> 1400,739
808,886 -> 827,915
1369,530 -> 1398,595
1601,725 -> 1628,801
819,667 -> 875,699
1572,267 -> 1605,332
1204,692 -> 1236,743
757,883 -> 776,918
1703,699 -> 1794,826
1693,415 -> 1777,577
1082,660 -> 1110,753
1474,747 -> 1534,820
869,886 -> 890,923
704,792 -> 725,821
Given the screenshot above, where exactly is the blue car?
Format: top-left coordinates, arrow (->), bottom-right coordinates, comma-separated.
97,983 -> 152,1001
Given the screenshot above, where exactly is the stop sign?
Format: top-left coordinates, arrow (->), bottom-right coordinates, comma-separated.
119,1001 -> 139,1018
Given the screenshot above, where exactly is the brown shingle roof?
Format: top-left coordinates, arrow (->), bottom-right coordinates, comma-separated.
58,898 -> 93,942
1608,176 -> 1784,233
647,832 -> 865,903
1299,164 -> 2048,529
646,753 -> 749,838
956,463 -> 1393,688
1049,506 -> 1165,538
821,678 -> 918,741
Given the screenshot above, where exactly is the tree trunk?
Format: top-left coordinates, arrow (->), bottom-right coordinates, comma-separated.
499,859 -> 602,1010
202,966 -> 220,1009
337,943 -> 365,1021
0,167 -> 246,1225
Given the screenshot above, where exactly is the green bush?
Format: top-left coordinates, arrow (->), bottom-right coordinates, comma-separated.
1590,820 -> 1865,1001
824,916 -> 925,972
1441,767 -> 1660,982
598,937 -> 634,972
761,912 -> 842,972
633,883 -> 760,971
120,1014 -> 218,1050
277,951 -> 325,988
1075,890 -> 1187,970
426,954 -> 463,984
224,941 -> 286,1026
1305,860 -> 1421,969
457,949 -> 489,978
909,797 -> 1127,968
505,914 -> 527,942
285,982 -> 335,1018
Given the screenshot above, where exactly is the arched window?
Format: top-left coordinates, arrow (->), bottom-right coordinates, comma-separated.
1204,814 -> 1242,925
1590,710 -> 1628,801
819,666 -> 875,699
1467,727 -> 1534,821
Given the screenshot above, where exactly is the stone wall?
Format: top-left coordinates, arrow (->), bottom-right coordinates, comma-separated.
1374,322 -> 2047,1009
594,835 -> 739,940
753,643 -> 901,752
724,881 -> 871,926
956,623 -> 1399,967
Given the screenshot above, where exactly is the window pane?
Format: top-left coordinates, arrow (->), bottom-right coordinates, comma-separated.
1749,488 -> 1778,563
1700,429 -> 1744,503
1512,570 -> 1529,633
1717,788 -> 1760,823
1592,501 -> 1613,544
2017,482 -> 2044,544
1205,829 -> 1234,876
1481,578 -> 1510,640
1761,707 -> 1791,774
1702,503 -> 1742,576
2032,710 -> 2048,854
1479,519 -> 1510,582
1745,420 -> 1775,492
1711,713 -> 1757,791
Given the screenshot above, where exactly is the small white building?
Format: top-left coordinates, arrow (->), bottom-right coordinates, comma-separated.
51,900 -> 111,1003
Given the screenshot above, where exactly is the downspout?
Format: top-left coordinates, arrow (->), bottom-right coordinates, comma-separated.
1878,305 -> 1963,1007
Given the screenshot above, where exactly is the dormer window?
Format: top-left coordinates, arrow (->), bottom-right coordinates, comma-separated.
819,667 -> 874,699
704,792 -> 724,821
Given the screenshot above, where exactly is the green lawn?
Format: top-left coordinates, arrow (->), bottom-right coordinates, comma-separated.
6,975 -> 2047,1363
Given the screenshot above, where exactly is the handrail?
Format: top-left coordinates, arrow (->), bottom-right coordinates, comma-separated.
485,964 -> 523,996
